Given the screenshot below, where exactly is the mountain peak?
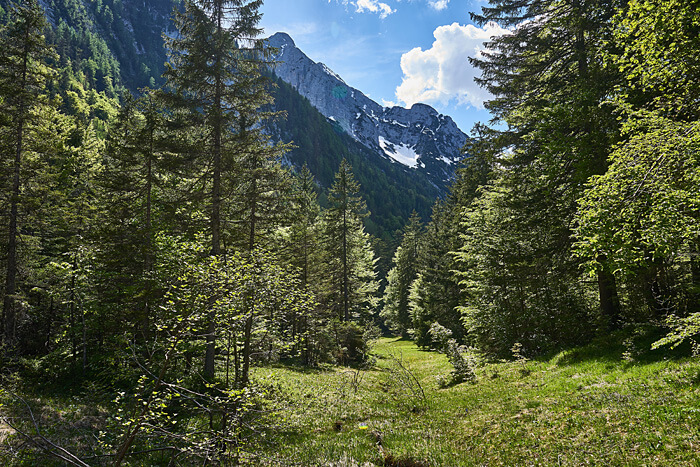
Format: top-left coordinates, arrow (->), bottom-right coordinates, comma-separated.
268,32 -> 295,47
267,32 -> 468,190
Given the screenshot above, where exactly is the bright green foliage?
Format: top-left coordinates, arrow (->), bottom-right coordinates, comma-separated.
381,211 -> 423,337
576,0 -> 700,333
322,159 -> 379,323
576,114 -> 700,312
107,236 -> 298,464
609,0 -> 700,120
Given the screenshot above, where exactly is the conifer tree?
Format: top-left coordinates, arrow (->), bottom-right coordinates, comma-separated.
381,211 -> 423,337
96,90 -> 169,340
322,159 -> 378,322
408,200 -> 463,348
0,0 -> 57,344
463,0 -> 625,345
162,0 -> 290,387
287,165 -> 321,289
163,0 -> 267,257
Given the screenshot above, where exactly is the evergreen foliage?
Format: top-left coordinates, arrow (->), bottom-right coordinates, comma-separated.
381,212 -> 423,337
322,159 -> 379,323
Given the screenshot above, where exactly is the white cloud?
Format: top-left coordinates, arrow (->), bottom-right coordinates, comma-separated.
395,22 -> 510,109
333,0 -> 396,19
355,0 -> 395,18
428,0 -> 449,11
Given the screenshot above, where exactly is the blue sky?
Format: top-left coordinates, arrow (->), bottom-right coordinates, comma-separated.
259,0 -> 508,134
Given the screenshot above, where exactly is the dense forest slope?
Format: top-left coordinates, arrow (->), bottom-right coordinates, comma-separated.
0,0 -> 464,240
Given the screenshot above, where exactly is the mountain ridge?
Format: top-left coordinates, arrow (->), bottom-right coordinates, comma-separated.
268,32 -> 468,191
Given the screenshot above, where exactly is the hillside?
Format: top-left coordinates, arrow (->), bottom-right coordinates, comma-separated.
0,0 -> 462,240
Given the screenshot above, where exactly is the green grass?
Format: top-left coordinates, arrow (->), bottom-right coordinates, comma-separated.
252,337 -> 700,466
3,335 -> 700,466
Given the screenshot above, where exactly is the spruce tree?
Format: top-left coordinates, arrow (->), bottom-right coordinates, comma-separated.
381,211 -> 423,337
163,0 -> 274,379
0,0 -> 56,344
466,0 -> 625,342
322,159 -> 378,323
96,90 -> 169,341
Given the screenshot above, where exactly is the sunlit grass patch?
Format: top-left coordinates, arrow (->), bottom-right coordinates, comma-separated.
253,336 -> 700,466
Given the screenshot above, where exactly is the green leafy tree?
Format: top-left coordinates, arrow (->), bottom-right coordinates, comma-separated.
576,113 -> 700,318
576,0 -> 700,327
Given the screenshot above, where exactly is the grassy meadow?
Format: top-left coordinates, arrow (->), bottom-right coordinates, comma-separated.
253,336 -> 700,466
2,333 -> 700,466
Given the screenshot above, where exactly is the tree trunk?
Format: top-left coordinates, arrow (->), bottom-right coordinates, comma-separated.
597,257 -> 621,330
204,6 -> 224,380
2,20 -> 30,345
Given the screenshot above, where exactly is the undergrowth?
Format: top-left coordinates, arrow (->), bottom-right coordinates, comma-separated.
2,330 -> 700,465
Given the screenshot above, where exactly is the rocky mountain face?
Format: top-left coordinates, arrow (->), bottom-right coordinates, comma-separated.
268,32 -> 468,191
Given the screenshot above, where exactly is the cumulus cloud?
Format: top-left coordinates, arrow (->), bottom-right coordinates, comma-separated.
355,0 -> 395,18
395,22 -> 510,109
428,0 -> 449,11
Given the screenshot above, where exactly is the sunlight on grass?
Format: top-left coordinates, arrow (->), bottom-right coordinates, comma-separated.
252,337 -> 700,466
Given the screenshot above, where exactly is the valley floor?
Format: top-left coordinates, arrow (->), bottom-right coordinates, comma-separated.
2,335 -> 700,466
254,336 -> 700,466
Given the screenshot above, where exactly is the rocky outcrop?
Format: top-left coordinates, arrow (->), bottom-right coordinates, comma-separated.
268,32 -> 468,189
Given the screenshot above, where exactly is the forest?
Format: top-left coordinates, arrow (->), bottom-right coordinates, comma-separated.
0,0 -> 699,465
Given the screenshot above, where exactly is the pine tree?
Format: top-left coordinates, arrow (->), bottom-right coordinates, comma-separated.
163,0 -> 274,379
0,0 -> 57,344
287,165 -> 321,289
467,0 -> 625,338
408,200 -> 463,348
322,159 -> 379,323
96,90 -> 169,341
381,211 -> 423,337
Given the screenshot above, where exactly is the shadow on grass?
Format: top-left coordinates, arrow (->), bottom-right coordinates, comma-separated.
265,361 -> 336,374
553,325 -> 693,367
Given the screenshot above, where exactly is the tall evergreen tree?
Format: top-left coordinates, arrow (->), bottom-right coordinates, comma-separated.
462,0 -> 625,347
0,0 -> 56,344
409,200 -> 463,348
381,211 -> 423,337
322,159 -> 378,323
163,0 -> 273,379
96,90 -> 170,341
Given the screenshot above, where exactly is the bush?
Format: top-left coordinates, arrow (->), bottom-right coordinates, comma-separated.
333,321 -> 371,366
429,322 -> 477,385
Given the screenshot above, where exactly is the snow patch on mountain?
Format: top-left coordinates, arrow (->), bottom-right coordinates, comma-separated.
379,137 -> 420,168
267,32 -> 470,190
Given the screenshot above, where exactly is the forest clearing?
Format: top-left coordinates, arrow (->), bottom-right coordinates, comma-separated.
3,335 -> 700,466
